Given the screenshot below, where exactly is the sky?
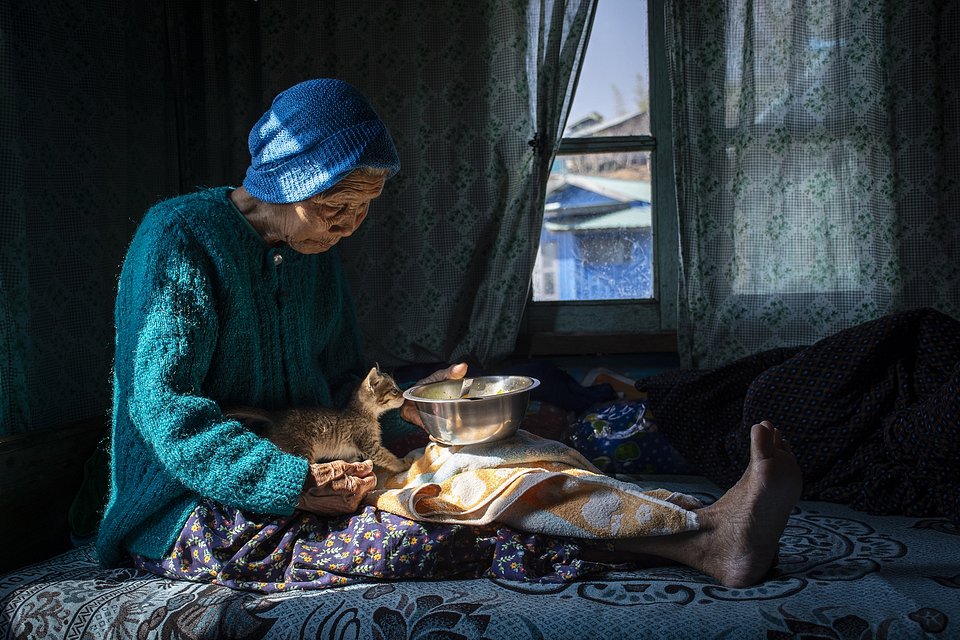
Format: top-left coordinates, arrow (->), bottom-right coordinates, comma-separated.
566,0 -> 650,127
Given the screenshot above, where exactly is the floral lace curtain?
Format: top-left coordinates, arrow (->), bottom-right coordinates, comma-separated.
0,0 -> 594,434
0,1 -> 175,434
666,0 -> 960,368
334,0 -> 595,369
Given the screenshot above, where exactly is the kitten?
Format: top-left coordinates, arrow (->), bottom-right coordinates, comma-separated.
225,366 -> 408,473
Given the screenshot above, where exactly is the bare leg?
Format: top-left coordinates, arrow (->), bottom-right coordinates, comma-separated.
604,421 -> 802,588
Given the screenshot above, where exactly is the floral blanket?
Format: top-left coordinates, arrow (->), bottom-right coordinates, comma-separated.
3,476 -> 958,639
369,430 -> 700,538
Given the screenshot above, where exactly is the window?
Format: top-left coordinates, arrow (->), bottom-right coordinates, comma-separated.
526,0 -> 677,349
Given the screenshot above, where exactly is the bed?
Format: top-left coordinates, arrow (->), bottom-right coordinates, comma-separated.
5,311 -> 959,640
2,473 -> 958,640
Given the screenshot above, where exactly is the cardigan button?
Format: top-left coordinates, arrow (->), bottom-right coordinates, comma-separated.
272,253 -> 284,266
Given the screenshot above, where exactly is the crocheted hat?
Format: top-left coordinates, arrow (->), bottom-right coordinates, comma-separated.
243,79 -> 400,204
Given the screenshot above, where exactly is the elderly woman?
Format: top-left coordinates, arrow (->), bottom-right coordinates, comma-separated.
99,79 -> 801,592
99,78 -> 457,571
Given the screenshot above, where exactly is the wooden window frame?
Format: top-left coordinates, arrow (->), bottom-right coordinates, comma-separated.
520,0 -> 678,355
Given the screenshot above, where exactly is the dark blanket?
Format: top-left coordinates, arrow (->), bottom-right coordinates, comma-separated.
637,308 -> 960,522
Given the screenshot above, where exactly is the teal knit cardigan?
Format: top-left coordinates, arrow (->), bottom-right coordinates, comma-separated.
96,187 -> 412,567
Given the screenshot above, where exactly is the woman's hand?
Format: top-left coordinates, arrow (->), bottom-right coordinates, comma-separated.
296,460 -> 377,516
399,362 -> 468,428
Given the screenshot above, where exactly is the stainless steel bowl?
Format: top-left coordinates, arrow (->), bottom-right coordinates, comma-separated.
402,375 -> 540,445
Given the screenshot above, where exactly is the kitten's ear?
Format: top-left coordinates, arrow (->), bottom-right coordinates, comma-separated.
365,366 -> 380,388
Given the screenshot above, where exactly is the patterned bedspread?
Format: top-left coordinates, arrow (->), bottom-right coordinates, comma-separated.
3,476 -> 958,640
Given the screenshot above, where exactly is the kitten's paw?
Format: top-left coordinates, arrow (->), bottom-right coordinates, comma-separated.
378,457 -> 409,474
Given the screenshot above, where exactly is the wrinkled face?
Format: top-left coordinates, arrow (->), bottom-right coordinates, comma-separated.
282,171 -> 386,254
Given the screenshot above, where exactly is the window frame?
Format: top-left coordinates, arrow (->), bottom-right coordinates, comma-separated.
520,0 -> 678,354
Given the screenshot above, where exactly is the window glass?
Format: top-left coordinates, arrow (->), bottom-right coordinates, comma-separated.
532,0 -> 653,303
533,152 -> 653,301
565,0 -> 650,138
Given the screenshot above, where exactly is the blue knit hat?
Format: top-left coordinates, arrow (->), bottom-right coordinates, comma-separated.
243,79 -> 400,204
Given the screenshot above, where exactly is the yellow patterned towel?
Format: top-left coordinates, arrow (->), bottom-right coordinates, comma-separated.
366,430 -> 701,539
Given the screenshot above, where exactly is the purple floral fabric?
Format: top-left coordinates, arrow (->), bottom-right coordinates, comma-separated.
133,499 -> 617,593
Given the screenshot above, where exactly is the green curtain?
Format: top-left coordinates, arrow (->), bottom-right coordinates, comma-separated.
335,0 -> 596,368
0,0 -> 176,434
666,0 -> 960,368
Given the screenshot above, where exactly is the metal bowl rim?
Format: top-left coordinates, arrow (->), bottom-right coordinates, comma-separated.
402,375 -> 540,403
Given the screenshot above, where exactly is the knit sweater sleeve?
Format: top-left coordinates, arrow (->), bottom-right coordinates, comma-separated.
125,221 -> 307,515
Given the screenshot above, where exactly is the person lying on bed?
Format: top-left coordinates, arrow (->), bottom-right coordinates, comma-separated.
97,77 -> 802,593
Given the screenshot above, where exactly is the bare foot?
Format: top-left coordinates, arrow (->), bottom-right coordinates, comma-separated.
694,421 -> 802,587
606,422 -> 801,586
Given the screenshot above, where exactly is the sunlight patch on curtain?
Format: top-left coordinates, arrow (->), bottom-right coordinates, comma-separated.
667,0 -> 959,367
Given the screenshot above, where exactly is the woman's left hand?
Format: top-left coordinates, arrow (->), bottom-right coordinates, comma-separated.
400,362 -> 468,428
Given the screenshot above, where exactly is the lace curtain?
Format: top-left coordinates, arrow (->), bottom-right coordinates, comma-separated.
666,0 -> 960,368
0,0 -> 593,434
0,1 -> 175,434
334,0 -> 595,368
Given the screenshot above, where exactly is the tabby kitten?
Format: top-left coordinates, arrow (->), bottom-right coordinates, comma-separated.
225,366 -> 408,473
